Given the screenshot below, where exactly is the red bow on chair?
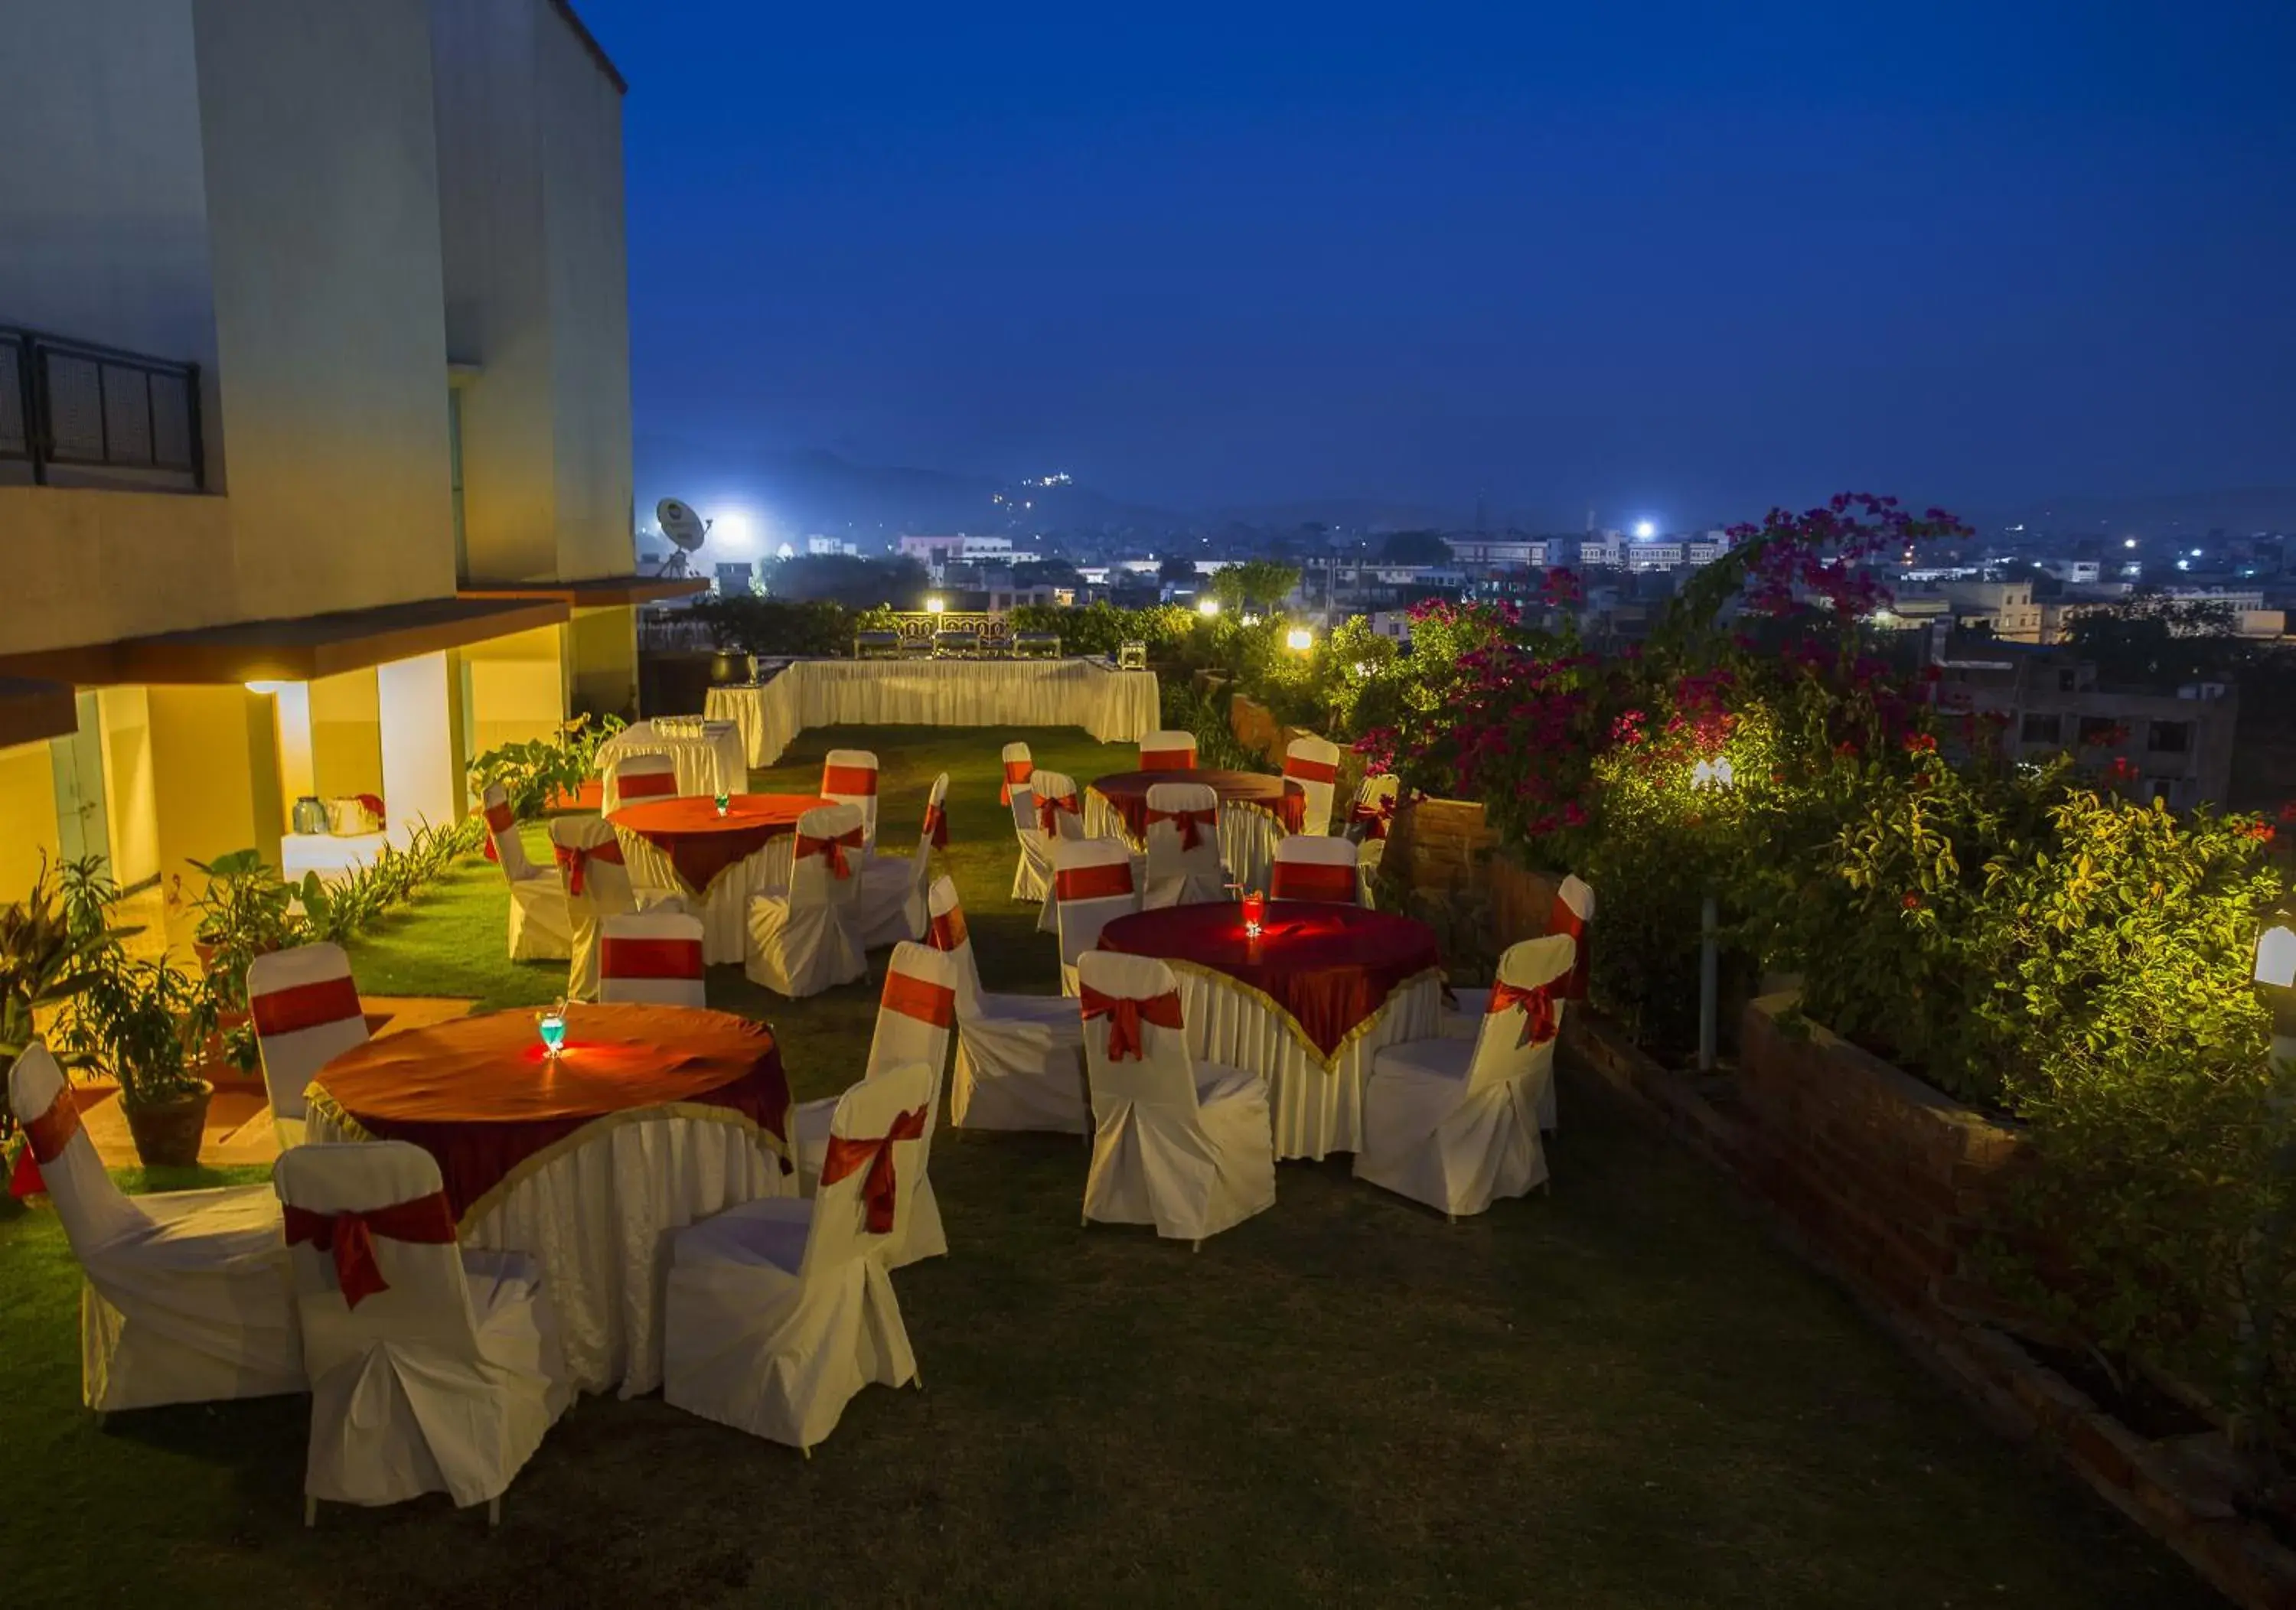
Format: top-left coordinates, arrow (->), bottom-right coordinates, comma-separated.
1078,984 -> 1184,1062
797,826 -> 865,878
481,800 -> 516,861
11,1084 -> 83,1196
819,1106 -> 928,1234
927,904 -> 969,953
922,801 -> 950,849
1348,794 -> 1397,840
999,758 -> 1032,806
1145,805 -> 1217,852
282,1191 -> 458,1310
1034,792 -> 1079,837
1486,979 -> 1559,1048
553,838 -> 624,897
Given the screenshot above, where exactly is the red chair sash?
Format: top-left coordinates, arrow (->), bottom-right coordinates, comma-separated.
1034,792 -> 1080,837
797,826 -> 865,879
600,936 -> 703,980
1284,754 -> 1339,785
1270,859 -> 1357,903
1140,747 -> 1195,771
618,769 -> 678,800
482,800 -> 516,861
882,970 -> 957,1028
1145,805 -> 1217,852
1078,984 -> 1184,1062
819,1106 -> 928,1234
1549,895 -> 1591,1001
282,1191 -> 458,1310
823,764 -> 879,798
926,905 -> 969,953
1055,861 -> 1133,903
553,838 -> 625,897
1349,794 -> 1397,840
999,758 -> 1032,805
251,973 -> 364,1038
922,801 -> 949,849
24,1085 -> 82,1165
1488,979 -> 1560,1047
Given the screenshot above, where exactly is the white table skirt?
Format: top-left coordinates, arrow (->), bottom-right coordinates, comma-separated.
304,1107 -> 791,1397
706,659 -> 1160,768
616,829 -> 794,965
1084,790 -> 1285,894
1160,966 -> 1444,1160
596,720 -> 749,805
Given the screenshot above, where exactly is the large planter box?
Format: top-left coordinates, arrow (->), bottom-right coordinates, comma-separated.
1384,797 -> 1561,953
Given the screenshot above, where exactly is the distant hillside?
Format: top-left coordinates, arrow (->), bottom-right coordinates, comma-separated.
1205,497 -> 1472,535
1972,487 -> 2296,538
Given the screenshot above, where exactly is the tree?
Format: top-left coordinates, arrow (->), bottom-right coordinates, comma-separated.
1209,559 -> 1303,612
2064,591 -> 2247,688
1013,559 -> 1080,589
1156,554 -> 1199,583
1381,530 -> 1453,565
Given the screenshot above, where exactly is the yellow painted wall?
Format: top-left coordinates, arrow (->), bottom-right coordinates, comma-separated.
145,686 -> 279,893
0,741 -> 64,898
96,687 -> 159,887
463,623 -> 565,758
567,605 -> 637,720
308,670 -> 384,801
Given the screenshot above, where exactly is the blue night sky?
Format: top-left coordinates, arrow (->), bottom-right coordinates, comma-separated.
576,0 -> 2296,524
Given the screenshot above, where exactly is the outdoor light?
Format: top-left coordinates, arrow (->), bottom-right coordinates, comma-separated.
537,1001 -> 568,1059
1286,627 -> 1314,653
2125,538 -> 2139,549
1242,888 -> 1267,940
1689,753 -> 1735,1070
1690,757 -> 1735,790
1241,612 -> 1262,627
2258,898 -> 2296,1071
1634,520 -> 1657,539
926,596 -> 946,615
1198,597 -> 1220,617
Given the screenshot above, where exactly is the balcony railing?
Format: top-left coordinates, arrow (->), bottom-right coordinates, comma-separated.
1,325 -> 204,489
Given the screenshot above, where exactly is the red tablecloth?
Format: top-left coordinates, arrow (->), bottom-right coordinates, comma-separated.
1088,768 -> 1305,839
307,1005 -> 791,1223
1097,902 -> 1440,1058
608,793 -> 829,895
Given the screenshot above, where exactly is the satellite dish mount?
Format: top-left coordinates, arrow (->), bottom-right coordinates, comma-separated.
653,497 -> 710,578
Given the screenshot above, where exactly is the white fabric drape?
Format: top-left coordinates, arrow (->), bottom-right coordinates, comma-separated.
596,719 -> 748,800
1157,966 -> 1443,1160
706,660 -> 1160,768
1084,790 -> 1285,894
616,829 -> 792,965
303,1106 -> 791,1397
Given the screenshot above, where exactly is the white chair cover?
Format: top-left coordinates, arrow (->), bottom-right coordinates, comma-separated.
1137,729 -> 1198,771
1283,735 -> 1342,836
1355,934 -> 1570,1217
1030,770 -> 1090,934
605,751 -> 681,815
1007,781 -> 1054,904
930,876 -> 1088,1134
275,1141 -> 568,1512
1357,837 -> 1387,908
1270,834 -> 1361,905
1077,952 -> 1275,1247
663,1062 -> 931,1449
598,910 -> 707,1008
1141,781 -> 1228,908
745,803 -> 867,997
1053,837 -> 1141,995
1446,873 -> 1593,1124
8,1042 -> 302,1413
484,784 -> 572,962
854,771 -> 945,950
821,748 -> 881,850
1345,772 -> 1401,843
550,814 -> 640,1002
997,741 -> 1034,806
247,942 -> 369,1148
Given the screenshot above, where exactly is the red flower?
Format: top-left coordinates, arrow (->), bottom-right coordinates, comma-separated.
1901,893 -> 1922,910
1919,663 -> 1943,683
1834,741 -> 1860,758
2106,757 -> 2140,782
2279,800 -> 2296,825
1903,732 -> 1937,754
2245,822 -> 2277,844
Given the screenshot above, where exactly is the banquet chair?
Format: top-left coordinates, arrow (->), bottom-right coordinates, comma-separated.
483,783 -> 573,962
1444,875 -> 1593,1129
998,740 -> 1034,807
1077,951 -> 1275,1248
1270,835 -> 1362,905
1029,771 -> 1089,933
663,1061 -> 931,1451
1355,934 -> 1572,1219
606,751 -> 680,814
854,771 -> 947,950
550,814 -> 640,1002
1007,781 -> 1053,904
745,803 -> 868,998
1053,837 -> 1141,996
8,1041 -> 304,1416
1141,781 -> 1228,908
598,910 -> 707,1008
794,941 -> 956,1266
1137,729 -> 1198,772
1346,773 -> 1401,844
1283,735 -> 1342,836
932,877 -> 1089,1135
248,942 -> 370,1149
275,1141 -> 568,1523
821,748 -> 882,850
1357,837 -> 1388,909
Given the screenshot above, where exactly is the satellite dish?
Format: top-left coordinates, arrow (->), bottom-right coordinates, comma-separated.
653,498 -> 710,577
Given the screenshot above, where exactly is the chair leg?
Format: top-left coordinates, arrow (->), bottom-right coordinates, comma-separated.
304,1495 -> 317,1529
1446,1212 -> 1456,1224
488,1495 -> 501,1529
802,1445 -> 813,1462
1192,1239 -> 1202,1253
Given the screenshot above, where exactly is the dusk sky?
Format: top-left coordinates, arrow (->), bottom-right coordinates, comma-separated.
579,0 -> 2296,526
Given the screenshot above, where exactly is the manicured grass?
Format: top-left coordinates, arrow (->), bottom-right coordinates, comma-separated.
0,725 -> 2218,1606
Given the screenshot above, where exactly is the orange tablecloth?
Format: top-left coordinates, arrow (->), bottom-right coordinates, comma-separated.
308,1005 -> 791,1223
1088,768 -> 1305,839
608,793 -> 829,895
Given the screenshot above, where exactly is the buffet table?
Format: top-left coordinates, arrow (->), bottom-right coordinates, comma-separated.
595,719 -> 748,805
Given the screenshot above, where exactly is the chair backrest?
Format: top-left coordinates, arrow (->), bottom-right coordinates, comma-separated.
1053,837 -> 1140,971
611,751 -> 681,809
1551,873 -> 1596,1000
481,783 -> 536,880
273,1141 -> 479,1374
821,748 -> 881,846
1143,781 -> 1223,882
866,941 -> 960,1083
791,802 -> 866,912
801,1061 -> 935,1280
549,813 -> 636,917
7,1042 -> 145,1250
1283,735 -> 1342,835
1075,950 -> 1201,1119
1270,834 -> 1360,904
1138,730 -> 1198,772
1349,773 -> 1401,839
1466,934 -> 1575,1090
998,741 -> 1034,806
1029,770 -> 1084,842
248,942 -> 369,1126
918,771 -> 951,857
921,875 -> 985,1015
598,910 -> 706,1006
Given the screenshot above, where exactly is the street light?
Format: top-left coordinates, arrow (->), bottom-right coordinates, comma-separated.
925,596 -> 946,616
1197,597 -> 1220,618
1285,627 -> 1314,653
1690,755 -> 1737,1071
2259,897 -> 2296,1073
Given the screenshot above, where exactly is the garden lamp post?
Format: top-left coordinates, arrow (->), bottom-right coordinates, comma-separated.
1690,756 -> 1735,1072
2258,896 -> 2296,1074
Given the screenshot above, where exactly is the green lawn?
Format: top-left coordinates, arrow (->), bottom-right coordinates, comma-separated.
0,725 -> 2218,1607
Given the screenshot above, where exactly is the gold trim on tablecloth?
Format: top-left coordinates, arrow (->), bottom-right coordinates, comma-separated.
1158,960 -> 1443,1071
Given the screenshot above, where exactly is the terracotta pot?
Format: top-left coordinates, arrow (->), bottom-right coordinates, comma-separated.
122,1081 -> 212,1170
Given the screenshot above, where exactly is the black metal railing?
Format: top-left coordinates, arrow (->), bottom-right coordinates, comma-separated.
2,325 -> 204,488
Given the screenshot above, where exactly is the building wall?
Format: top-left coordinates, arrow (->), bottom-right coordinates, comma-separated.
145,685 -> 281,885
565,606 -> 638,719
0,743 -> 64,898
95,687 -> 160,887
463,622 -> 566,755
308,670 -> 386,801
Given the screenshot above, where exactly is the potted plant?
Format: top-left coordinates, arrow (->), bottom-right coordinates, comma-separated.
0,857 -> 113,1063
188,849 -> 301,1072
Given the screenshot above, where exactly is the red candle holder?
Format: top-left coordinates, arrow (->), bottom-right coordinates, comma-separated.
1241,889 -> 1266,939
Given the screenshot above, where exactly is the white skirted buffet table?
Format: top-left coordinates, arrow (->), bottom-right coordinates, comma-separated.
706,657 -> 1160,768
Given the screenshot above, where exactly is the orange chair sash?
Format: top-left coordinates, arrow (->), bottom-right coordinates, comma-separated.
282,1191 -> 457,1310
1078,984 -> 1183,1061
819,1106 -> 928,1234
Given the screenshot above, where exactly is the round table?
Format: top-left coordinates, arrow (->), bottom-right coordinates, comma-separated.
595,719 -> 749,810
1084,769 -> 1304,892
1097,902 -> 1444,1159
610,794 -> 830,963
305,1004 -> 794,1396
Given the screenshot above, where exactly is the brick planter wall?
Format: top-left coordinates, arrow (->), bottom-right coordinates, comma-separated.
1385,797 -> 1561,955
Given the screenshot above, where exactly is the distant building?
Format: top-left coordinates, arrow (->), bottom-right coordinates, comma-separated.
805,535 -> 859,557
2037,559 -> 2102,585
1444,536 -> 1550,569
1889,580 -> 2044,643
713,562 -> 755,597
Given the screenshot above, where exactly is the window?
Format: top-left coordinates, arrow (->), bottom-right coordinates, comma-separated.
2147,720 -> 2191,754
2020,713 -> 2063,745
2056,670 -> 2077,693
2076,716 -> 2122,748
